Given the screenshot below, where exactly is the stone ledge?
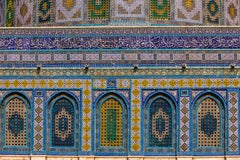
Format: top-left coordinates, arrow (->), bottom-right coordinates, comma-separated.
0,156 -> 239,160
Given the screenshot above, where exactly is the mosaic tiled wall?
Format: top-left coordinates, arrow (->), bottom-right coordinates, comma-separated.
0,27 -> 239,157
1,0 -> 240,26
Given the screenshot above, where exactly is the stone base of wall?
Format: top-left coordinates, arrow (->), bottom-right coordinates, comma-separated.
0,156 -> 239,160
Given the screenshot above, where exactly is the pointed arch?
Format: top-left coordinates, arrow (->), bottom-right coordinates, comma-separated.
47,92 -> 79,152
95,92 -> 128,154
144,92 -> 176,154
0,92 -> 31,153
193,92 -> 225,154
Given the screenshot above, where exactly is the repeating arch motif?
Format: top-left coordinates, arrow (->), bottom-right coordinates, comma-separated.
5,97 -> 27,146
144,93 -> 176,153
194,93 -> 225,153
96,93 -> 128,153
51,97 -> 74,146
0,92 -> 31,153
47,93 -> 79,152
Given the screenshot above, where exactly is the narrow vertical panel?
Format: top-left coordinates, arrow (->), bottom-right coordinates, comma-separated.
179,97 -> 190,152
88,0 -> 109,20
150,0 -> 170,20
114,0 -> 145,18
34,96 -> 44,151
15,0 -> 33,26
37,0 -> 53,25
175,0 -> 203,23
5,0 -> 15,27
56,0 -> 84,23
228,92 -> 238,152
205,0 -> 220,25
0,0 -> 4,26
224,0 -> 239,25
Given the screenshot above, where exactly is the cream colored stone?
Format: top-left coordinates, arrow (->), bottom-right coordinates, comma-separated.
79,158 -> 94,160
144,158 -> 176,160
95,158 -> 127,160
193,158 -> 224,160
226,158 -> 240,160
128,158 -> 144,160
47,158 -> 78,160
177,158 -> 192,160
31,156 -> 46,160
0,157 -> 30,160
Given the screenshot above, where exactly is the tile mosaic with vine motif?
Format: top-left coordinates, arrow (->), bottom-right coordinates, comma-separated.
5,0 -> 15,27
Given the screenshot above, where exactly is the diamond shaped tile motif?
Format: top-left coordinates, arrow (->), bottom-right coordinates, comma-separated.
15,0 -> 33,26
131,79 -> 141,152
82,80 -> 92,151
180,97 -> 190,152
34,97 -> 43,151
228,92 -> 238,152
224,0 -> 239,25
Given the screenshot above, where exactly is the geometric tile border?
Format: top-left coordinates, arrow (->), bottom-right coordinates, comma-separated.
180,97 -> 190,152
34,96 -> 44,151
228,91 -> 239,152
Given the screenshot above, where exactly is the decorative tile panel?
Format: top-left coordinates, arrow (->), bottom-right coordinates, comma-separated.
0,0 -> 4,26
228,92 -> 238,152
100,98 -> 123,147
205,0 -> 220,25
52,98 -> 74,146
5,0 -> 15,27
150,0 -> 170,20
56,0 -> 83,23
5,98 -> 27,146
180,97 -> 190,152
224,0 -> 239,25
113,0 -> 145,18
15,0 -> 33,26
117,79 -> 130,89
147,98 -> 173,147
81,80 -> 92,151
34,96 -> 44,151
175,0 -> 203,23
37,0 -> 53,25
88,0 -> 109,20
